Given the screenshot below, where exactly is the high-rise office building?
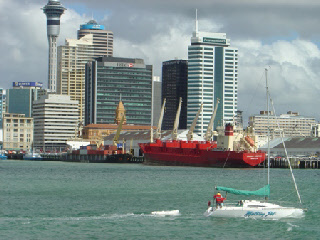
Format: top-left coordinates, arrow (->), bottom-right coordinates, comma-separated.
77,19 -> 113,57
57,34 -> 95,123
33,94 -> 79,152
187,17 -> 238,137
42,0 -> 66,93
6,82 -> 46,118
234,110 -> 243,129
152,76 -> 162,126
85,57 -> 153,126
162,60 -> 188,130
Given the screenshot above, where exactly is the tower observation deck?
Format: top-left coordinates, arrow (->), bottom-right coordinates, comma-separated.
42,0 -> 66,93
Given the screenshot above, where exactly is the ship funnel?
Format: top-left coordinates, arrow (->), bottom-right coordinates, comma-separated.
225,124 -> 234,136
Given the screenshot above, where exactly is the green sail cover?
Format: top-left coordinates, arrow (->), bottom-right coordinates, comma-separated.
216,185 -> 270,197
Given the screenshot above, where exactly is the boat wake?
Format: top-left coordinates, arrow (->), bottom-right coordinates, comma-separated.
287,222 -> 299,231
151,210 -> 180,216
0,210 -> 181,223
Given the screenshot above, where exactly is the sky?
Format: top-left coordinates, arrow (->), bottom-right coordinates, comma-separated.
1,0 -> 320,125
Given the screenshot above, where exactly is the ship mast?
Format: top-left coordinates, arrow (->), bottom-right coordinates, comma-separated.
265,69 -> 270,188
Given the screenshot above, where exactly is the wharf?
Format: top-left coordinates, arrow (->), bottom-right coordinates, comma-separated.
264,157 -> 320,169
6,152 -> 66,161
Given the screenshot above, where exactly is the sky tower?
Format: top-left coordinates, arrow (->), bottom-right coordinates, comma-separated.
42,0 -> 66,93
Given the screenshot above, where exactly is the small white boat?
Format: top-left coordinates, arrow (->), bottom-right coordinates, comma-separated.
204,200 -> 305,219
23,152 -> 43,161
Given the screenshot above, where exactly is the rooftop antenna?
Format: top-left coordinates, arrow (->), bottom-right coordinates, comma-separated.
195,9 -> 199,33
120,93 -> 122,101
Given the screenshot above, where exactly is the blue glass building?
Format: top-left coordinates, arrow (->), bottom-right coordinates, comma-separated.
7,82 -> 46,118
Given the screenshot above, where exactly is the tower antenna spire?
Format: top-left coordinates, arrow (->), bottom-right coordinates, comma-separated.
42,0 -> 66,93
195,9 -> 198,33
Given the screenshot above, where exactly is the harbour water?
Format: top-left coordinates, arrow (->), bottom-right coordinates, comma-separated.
1,160 -> 319,239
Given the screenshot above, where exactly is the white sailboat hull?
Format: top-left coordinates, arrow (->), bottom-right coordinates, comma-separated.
204,200 -> 305,219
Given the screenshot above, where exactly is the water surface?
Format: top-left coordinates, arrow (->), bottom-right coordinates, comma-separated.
1,160 -> 319,239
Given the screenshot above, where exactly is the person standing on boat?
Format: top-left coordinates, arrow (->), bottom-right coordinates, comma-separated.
214,192 -> 226,208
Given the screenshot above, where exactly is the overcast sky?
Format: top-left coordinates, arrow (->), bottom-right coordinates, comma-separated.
1,0 -> 320,125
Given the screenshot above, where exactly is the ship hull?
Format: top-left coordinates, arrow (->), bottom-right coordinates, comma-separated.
139,141 -> 265,168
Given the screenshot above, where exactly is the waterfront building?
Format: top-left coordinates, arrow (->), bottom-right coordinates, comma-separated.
77,19 -> 113,57
42,0 -> 66,93
187,17 -> 238,137
3,113 -> 33,151
260,137 -> 320,158
312,124 -> 320,137
152,76 -> 162,126
249,111 -> 316,138
57,34 -> 95,123
0,88 -> 4,144
85,56 -> 153,126
33,94 -> 79,152
162,60 -> 188,130
6,82 -> 46,118
82,100 -> 155,146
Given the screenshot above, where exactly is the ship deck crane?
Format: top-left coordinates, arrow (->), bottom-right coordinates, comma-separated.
186,103 -> 203,141
205,98 -> 220,141
113,115 -> 125,146
172,97 -> 182,141
155,98 -> 166,140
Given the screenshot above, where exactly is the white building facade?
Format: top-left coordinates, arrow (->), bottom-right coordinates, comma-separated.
77,19 -> 113,57
3,113 -> 33,151
187,27 -> 238,137
33,94 -> 79,152
57,34 -> 95,123
249,111 -> 316,138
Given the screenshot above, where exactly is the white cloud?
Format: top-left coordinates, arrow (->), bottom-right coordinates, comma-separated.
236,39 -> 320,123
114,20 -> 191,76
1,0 -> 320,124
0,1 -> 86,88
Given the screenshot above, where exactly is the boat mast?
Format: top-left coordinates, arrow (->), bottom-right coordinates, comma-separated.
265,68 -> 270,187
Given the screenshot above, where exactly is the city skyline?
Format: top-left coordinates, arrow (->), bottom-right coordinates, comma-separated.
1,1 -> 320,124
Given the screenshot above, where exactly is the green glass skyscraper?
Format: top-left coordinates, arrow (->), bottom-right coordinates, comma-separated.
85,57 -> 153,125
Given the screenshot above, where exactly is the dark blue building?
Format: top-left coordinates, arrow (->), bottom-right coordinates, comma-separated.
161,60 -> 188,130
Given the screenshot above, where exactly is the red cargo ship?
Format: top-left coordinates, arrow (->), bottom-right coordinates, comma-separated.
139,124 -> 265,168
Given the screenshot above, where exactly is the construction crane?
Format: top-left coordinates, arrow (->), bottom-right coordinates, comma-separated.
205,98 -> 220,141
155,98 -> 166,140
186,103 -> 203,141
172,97 -> 182,140
113,115 -> 125,146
